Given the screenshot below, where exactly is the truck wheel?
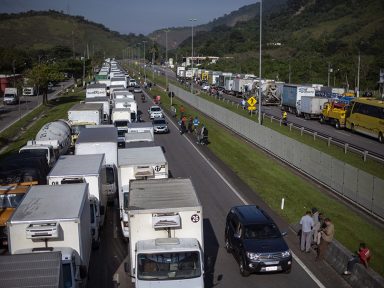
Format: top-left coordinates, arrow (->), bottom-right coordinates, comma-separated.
379,132 -> 384,144
335,120 -> 341,130
239,257 -> 250,277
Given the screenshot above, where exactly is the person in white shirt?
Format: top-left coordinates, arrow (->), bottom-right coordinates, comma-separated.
300,211 -> 314,252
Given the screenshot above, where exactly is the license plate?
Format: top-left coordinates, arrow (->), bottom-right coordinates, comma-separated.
265,266 -> 278,271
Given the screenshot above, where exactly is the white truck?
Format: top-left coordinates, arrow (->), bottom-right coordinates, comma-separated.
127,122 -> 154,139
300,96 -> 329,119
75,126 -> 118,202
118,146 -> 168,238
68,103 -> 104,144
232,78 -> 254,96
111,77 -> 127,88
47,154 -> 107,247
86,83 -> 107,98
126,178 -> 204,288
114,98 -> 138,116
177,66 -> 186,78
3,87 -> 19,105
7,183 -> 91,288
19,120 -> 72,167
113,89 -> 135,100
83,97 -> 111,123
281,84 -> 316,115
0,252 -> 64,287
124,131 -> 154,147
22,86 -> 36,96
111,108 -> 134,147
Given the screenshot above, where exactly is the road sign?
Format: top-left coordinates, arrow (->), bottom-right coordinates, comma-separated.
248,106 -> 256,111
247,96 -> 257,107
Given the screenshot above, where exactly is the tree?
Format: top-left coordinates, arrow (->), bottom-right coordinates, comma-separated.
27,64 -> 64,105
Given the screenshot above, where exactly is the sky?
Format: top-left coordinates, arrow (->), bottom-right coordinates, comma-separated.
1,0 -> 257,35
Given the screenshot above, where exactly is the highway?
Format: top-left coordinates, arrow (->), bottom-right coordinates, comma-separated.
0,80 -> 74,133
151,65 -> 384,158
88,89 -> 350,288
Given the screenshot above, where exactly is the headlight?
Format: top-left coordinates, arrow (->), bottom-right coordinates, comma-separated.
246,252 -> 260,261
282,250 -> 291,258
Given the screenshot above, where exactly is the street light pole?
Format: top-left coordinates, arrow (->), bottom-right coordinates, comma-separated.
189,18 -> 197,94
258,1 -> 262,125
143,41 -> 147,84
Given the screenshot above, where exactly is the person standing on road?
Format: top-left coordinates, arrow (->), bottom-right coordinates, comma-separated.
193,116 -> 200,133
316,218 -> 335,261
282,111 -> 288,125
300,211 -> 314,253
241,98 -> 246,110
180,116 -> 187,135
197,125 -> 205,144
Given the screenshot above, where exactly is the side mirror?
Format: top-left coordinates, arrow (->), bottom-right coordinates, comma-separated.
234,233 -> 241,239
282,231 -> 287,237
79,265 -> 88,279
124,262 -> 129,273
100,205 -> 105,215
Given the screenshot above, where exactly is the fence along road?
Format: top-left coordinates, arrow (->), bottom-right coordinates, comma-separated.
169,84 -> 384,220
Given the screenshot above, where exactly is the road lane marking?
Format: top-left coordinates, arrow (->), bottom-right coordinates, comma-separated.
165,114 -> 326,288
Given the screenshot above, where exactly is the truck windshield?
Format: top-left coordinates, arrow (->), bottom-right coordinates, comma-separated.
62,263 -> 73,288
115,121 -> 128,127
20,149 -> 48,158
137,252 -> 201,281
0,194 -> 25,208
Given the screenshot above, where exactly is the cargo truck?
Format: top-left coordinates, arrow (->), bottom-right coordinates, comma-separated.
19,120 -> 72,167
281,84 -> 316,115
7,184 -> 91,288
3,87 -> 19,105
0,252 -> 64,287
111,77 -> 127,88
126,178 -> 204,288
300,96 -> 329,119
86,83 -> 107,98
75,126 -> 118,202
319,98 -> 352,129
118,147 -> 168,238
127,122 -> 154,139
47,154 -> 107,247
83,97 -> 111,123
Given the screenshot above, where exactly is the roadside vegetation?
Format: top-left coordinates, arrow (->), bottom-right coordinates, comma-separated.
140,68 -> 384,276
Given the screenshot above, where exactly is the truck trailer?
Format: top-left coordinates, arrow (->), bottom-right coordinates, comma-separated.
127,178 -> 204,288
7,184 -> 91,288
86,83 -> 107,98
299,96 -> 329,119
281,84 -> 316,115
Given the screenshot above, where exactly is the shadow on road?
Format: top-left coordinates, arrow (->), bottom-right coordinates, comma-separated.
204,218 -> 222,287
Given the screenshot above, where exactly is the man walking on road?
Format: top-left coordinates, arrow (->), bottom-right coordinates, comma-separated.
300,211 -> 314,253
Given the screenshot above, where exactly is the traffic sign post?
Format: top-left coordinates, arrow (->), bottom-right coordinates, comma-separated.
247,96 -> 257,107
247,106 -> 256,111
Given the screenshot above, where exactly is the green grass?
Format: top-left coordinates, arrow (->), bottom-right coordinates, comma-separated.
0,88 -> 84,158
130,66 -> 384,275
170,81 -> 384,180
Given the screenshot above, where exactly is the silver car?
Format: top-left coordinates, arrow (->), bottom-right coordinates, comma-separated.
148,106 -> 163,119
152,118 -> 169,134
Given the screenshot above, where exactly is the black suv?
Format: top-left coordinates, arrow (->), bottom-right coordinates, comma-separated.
225,205 -> 292,276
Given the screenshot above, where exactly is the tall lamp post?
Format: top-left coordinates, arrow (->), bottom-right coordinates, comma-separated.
257,1 -> 262,125
143,41 -> 147,84
189,18 -> 197,94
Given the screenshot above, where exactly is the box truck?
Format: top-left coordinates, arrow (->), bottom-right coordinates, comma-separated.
118,147 -> 168,238
126,178 -> 204,288
75,126 -> 118,202
86,83 -> 107,98
281,84 -> 316,115
19,120 -> 72,167
7,184 -> 91,288
47,155 -> 107,247
300,96 -> 329,119
127,122 -> 154,139
3,87 -> 19,105
83,97 -> 110,123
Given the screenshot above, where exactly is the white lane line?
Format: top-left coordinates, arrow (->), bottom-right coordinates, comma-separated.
165,114 -> 326,288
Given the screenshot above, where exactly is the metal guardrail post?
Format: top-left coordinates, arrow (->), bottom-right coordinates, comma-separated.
363,151 -> 368,162
313,132 -> 317,141
328,137 -> 332,147
301,127 -> 304,136
289,123 -> 293,131
279,120 -> 282,126
271,116 -> 274,123
344,143 -> 349,154
262,112 -> 265,120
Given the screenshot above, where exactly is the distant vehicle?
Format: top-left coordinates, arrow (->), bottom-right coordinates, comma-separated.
22,87 -> 36,96
128,79 -> 137,87
281,85 -> 316,115
225,205 -> 292,276
201,84 -> 210,91
148,105 -> 163,119
133,86 -> 142,93
346,98 -> 384,143
152,118 -> 169,134
3,88 -> 19,105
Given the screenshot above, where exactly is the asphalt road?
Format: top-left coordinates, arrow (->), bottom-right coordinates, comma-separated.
88,89 -> 351,288
152,65 -> 383,158
0,80 -> 74,133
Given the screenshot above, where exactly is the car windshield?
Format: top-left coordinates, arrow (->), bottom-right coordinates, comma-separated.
137,251 -> 201,281
153,119 -> 166,125
244,224 -> 281,239
151,107 -> 161,112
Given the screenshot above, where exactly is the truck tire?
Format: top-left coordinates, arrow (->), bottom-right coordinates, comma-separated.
335,120 -> 341,130
350,123 -> 355,133
379,132 -> 383,144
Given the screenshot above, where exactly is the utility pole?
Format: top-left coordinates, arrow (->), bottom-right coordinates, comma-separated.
82,52 -> 86,87
165,30 -> 169,92
189,19 -> 197,94
356,51 -> 360,97
258,0 -> 263,125
288,61 -> 291,84
327,63 -> 331,87
143,41 -> 147,84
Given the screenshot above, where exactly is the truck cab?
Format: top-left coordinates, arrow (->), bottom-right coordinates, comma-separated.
19,143 -> 56,167
3,88 -> 19,105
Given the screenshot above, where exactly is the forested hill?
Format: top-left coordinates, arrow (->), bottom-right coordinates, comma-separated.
178,0 -> 384,90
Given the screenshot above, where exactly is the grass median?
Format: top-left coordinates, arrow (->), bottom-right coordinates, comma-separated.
147,85 -> 384,276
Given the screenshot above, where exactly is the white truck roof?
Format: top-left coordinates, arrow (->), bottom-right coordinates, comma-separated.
136,238 -> 200,253
124,131 -> 153,143
118,146 -> 165,167
69,103 -> 103,111
76,126 -> 117,144
84,96 -> 109,102
48,154 -> 104,177
10,183 -> 88,223
127,122 -> 153,129
87,83 -> 106,89
128,178 -> 201,213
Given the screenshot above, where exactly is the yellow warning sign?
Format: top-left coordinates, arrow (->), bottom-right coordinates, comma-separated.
248,106 -> 256,111
247,96 -> 257,107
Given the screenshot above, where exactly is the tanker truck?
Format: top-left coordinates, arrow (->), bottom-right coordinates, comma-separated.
19,120 -> 71,167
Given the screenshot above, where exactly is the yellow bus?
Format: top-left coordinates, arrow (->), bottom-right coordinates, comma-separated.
346,98 -> 384,143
